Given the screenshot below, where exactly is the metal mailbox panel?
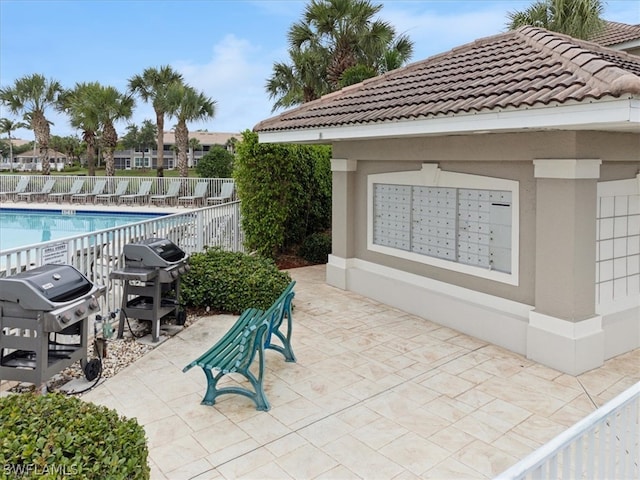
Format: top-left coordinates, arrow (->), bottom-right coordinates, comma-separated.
373,184 -> 513,273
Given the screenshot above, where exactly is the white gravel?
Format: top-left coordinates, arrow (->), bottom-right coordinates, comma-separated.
8,313 -> 200,394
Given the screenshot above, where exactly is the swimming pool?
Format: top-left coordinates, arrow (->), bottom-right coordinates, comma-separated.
0,208 -> 166,251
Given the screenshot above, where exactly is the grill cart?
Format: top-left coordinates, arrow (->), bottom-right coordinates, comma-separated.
0,264 -> 106,387
110,238 -> 189,343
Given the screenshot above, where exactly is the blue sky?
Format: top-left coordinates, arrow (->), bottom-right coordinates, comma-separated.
1,0 -> 638,141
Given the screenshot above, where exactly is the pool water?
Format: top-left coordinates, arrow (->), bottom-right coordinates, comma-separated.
0,209 -> 165,251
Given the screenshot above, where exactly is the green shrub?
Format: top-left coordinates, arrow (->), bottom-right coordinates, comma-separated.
196,146 -> 234,178
234,130 -> 331,258
63,164 -> 83,173
0,393 -> 149,480
180,248 -> 292,314
298,232 -> 332,264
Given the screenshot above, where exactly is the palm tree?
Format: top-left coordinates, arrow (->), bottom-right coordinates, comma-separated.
188,137 -> 202,168
299,0 -> 413,87
165,83 -> 216,178
59,82 -> 102,176
267,0 -> 413,110
121,119 -> 157,168
266,46 -> 330,110
0,74 -> 64,175
49,135 -> 83,168
506,0 -> 605,40
0,117 -> 28,172
128,66 -> 183,177
96,87 -> 134,176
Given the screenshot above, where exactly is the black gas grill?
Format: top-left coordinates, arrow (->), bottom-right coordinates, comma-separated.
0,264 -> 106,386
110,238 -> 189,342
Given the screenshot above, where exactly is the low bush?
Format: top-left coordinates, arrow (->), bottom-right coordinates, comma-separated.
298,231 -> 332,264
180,248 -> 292,314
62,164 -> 83,173
0,392 -> 149,480
196,146 -> 234,178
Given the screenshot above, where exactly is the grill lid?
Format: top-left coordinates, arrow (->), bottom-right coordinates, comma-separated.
123,238 -> 187,268
0,264 -> 96,310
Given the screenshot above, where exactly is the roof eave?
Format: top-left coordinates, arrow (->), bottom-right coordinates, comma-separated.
258,97 -> 640,144
611,38 -> 640,51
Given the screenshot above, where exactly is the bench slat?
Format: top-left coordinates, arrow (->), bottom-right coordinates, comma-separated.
183,308 -> 261,372
263,281 -> 296,362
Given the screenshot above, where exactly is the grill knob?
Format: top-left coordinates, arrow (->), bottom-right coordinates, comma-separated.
88,299 -> 99,310
61,313 -> 72,324
75,306 -> 86,317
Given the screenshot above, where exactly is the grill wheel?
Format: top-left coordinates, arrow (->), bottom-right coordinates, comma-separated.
84,358 -> 102,381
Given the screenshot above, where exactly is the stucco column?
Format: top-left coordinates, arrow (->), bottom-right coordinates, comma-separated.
326,158 -> 357,289
528,159 -> 604,375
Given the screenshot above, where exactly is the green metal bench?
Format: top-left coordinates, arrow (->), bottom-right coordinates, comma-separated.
183,308 -> 271,410
183,280 -> 296,411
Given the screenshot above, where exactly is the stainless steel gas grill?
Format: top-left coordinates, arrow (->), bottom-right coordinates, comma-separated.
110,238 -> 189,343
0,264 -> 106,386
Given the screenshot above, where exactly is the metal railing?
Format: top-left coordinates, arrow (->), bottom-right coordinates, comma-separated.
0,201 -> 244,312
495,381 -> 640,480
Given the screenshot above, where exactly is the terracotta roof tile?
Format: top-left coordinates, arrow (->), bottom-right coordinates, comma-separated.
590,21 -> 640,47
254,27 -> 640,134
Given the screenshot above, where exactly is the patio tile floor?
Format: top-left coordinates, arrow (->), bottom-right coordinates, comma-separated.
79,264 -> 639,479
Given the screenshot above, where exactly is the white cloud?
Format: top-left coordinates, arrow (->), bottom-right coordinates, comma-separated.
381,3 -> 521,61
173,34 -> 276,133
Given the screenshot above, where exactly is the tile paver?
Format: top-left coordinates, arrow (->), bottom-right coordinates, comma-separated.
73,264 -> 639,479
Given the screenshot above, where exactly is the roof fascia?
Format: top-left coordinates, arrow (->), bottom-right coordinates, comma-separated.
611,38 -> 640,50
258,98 -> 639,144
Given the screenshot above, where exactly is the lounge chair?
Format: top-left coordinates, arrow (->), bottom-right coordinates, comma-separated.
71,179 -> 107,204
120,180 -> 153,204
48,179 -> 85,203
0,176 -> 30,202
207,181 -> 235,205
16,178 -> 57,203
95,179 -> 129,204
178,181 -> 208,207
150,181 -> 181,206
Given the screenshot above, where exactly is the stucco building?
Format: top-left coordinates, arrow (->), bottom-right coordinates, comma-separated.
113,131 -> 240,170
254,26 -> 640,375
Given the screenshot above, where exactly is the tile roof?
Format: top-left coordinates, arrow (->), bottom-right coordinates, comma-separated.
590,20 -> 640,47
254,26 -> 640,134
162,130 -> 240,145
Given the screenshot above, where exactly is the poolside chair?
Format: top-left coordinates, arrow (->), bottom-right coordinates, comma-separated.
150,180 -> 181,206
71,179 -> 107,204
49,178 -> 85,203
0,176 -> 30,202
16,178 -> 57,203
120,180 -> 153,205
178,181 -> 208,207
206,181 -> 235,205
95,179 -> 129,204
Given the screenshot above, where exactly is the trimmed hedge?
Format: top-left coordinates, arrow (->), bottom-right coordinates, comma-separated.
180,248 -> 292,314
0,393 -> 149,479
234,130 -> 331,258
